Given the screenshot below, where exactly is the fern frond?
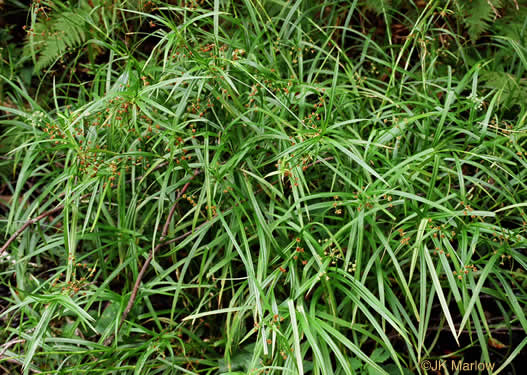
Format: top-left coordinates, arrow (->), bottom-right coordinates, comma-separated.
24,9 -> 91,72
460,0 -> 503,41
481,70 -> 527,109
364,0 -> 392,15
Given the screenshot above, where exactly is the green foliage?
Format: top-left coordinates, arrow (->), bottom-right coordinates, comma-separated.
22,0 -> 142,72
461,0 -> 500,42
1,0 -> 527,374
364,0 -> 393,15
481,70 -> 527,109
453,0 -> 527,42
23,0 -> 98,72
25,10 -> 89,72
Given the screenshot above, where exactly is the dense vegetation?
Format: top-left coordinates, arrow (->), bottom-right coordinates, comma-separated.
1,0 -> 527,374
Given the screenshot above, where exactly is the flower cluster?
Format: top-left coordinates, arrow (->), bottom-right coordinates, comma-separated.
467,92 -> 484,111
51,260 -> 97,296
453,264 -> 477,280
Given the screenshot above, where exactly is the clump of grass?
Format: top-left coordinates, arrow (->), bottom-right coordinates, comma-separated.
1,1 -> 527,374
